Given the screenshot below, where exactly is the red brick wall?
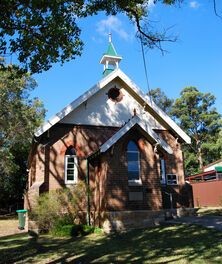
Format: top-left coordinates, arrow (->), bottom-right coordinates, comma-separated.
157,130 -> 185,185
28,124 -> 187,213
96,127 -> 163,212
156,130 -> 192,208
28,124 -> 119,191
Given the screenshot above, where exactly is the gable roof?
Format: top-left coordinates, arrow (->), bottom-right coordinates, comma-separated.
100,115 -> 173,154
202,159 -> 222,170
34,68 -> 191,144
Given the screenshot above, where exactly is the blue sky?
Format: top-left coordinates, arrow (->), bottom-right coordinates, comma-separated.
32,1 -> 222,120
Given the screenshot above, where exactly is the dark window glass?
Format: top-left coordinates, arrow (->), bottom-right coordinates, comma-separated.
166,174 -> 177,185
65,146 -> 76,156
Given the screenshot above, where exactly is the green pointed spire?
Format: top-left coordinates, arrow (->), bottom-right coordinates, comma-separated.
100,33 -> 122,77
106,42 -> 118,57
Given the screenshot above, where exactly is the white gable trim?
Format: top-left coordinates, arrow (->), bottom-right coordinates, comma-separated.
35,84 -> 100,137
100,55 -> 122,65
34,68 -> 191,144
100,116 -> 173,154
111,70 -> 191,144
35,70 -> 121,137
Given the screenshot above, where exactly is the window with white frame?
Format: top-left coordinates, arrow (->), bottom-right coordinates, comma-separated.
65,146 -> 78,184
160,158 -> 166,184
127,141 -> 141,184
166,174 -> 178,185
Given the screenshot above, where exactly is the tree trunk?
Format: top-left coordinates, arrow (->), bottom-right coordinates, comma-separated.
197,145 -> 203,169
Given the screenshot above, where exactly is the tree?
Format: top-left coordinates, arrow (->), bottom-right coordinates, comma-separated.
216,129 -> 222,157
0,0 -> 180,74
0,64 -> 45,211
149,88 -> 174,115
171,87 -> 222,175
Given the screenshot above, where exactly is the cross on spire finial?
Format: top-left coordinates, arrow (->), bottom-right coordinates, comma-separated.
108,33 -> 112,43
100,35 -> 122,77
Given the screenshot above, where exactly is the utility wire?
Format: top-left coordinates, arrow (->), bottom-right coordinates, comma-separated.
139,34 -> 152,101
139,33 -> 160,129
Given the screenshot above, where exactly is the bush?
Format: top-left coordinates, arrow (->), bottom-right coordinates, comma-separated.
51,224 -> 83,237
50,223 -> 102,237
31,182 -> 86,232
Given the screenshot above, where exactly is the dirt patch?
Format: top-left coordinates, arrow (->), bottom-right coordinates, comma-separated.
0,215 -> 27,237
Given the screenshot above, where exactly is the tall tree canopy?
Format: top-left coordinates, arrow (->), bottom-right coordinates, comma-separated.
0,65 -> 45,211
149,88 -> 174,115
0,0 -> 179,73
171,87 -> 222,175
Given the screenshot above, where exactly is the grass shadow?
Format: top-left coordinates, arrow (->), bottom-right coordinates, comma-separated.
0,224 -> 222,263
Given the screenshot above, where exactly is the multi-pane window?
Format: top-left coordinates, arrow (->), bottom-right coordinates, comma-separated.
166,174 -> 178,185
65,146 -> 78,184
127,141 -> 140,182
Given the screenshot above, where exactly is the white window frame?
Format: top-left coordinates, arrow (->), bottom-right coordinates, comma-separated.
166,174 -> 178,185
160,159 -> 166,184
127,141 -> 142,186
64,155 -> 78,184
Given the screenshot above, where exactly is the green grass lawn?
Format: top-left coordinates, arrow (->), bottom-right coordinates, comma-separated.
0,224 -> 222,264
197,207 -> 222,217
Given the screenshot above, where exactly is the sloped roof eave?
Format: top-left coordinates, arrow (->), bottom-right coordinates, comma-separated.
100,116 -> 173,154
34,69 -> 120,137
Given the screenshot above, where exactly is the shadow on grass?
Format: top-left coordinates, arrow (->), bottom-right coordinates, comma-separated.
0,224 -> 222,263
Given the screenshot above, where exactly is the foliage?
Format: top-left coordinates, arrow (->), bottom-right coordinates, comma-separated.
171,87 -> 222,174
31,182 -> 86,231
0,65 -> 45,212
150,87 -> 222,175
51,224 -> 81,237
149,87 -> 174,114
51,223 -> 101,237
31,191 -> 63,231
216,129 -> 222,157
0,0 -> 181,73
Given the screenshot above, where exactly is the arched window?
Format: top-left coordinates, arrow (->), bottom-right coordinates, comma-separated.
127,141 -> 140,183
65,146 -> 78,184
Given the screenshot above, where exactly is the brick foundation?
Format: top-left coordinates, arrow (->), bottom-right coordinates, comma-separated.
102,210 -> 165,233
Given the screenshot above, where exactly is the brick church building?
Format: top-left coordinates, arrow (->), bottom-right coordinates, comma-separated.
25,37 -> 192,232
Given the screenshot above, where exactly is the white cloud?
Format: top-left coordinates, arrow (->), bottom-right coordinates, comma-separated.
189,1 -> 200,9
96,16 -> 130,41
147,0 -> 155,9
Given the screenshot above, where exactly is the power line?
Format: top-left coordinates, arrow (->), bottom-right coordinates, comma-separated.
139,34 -> 152,100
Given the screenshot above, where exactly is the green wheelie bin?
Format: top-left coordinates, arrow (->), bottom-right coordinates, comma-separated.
16,209 -> 28,230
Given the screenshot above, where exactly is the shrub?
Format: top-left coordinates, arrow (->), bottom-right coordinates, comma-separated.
31,182 -> 86,232
50,223 -> 102,237
31,191 -> 62,231
51,224 -> 84,237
